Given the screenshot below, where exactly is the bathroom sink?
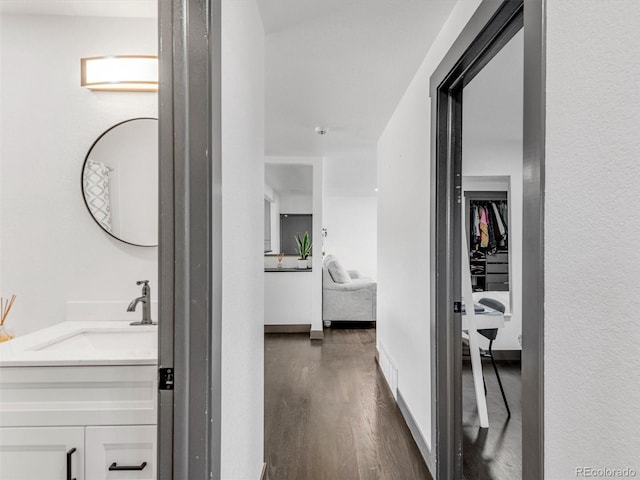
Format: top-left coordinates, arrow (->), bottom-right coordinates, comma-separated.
0,321 -> 158,366
33,328 -> 156,353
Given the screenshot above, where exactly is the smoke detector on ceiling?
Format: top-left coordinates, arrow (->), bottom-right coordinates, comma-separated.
315,126 -> 328,135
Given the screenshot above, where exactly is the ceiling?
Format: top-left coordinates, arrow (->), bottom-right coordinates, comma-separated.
265,164 -> 313,196
257,0 -> 456,159
2,0 -> 458,188
0,1 -> 156,18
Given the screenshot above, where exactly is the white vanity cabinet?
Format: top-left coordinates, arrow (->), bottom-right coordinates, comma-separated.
0,363 -> 158,480
0,322 -> 159,480
0,426 -> 85,480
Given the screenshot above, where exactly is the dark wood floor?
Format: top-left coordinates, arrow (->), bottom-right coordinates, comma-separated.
265,327 -> 432,480
462,360 -> 522,480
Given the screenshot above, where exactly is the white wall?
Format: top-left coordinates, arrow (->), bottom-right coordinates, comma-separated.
323,196 -> 377,280
323,155 -> 378,280
264,272 -> 313,325
323,154 -> 378,197
545,0 -> 640,475
462,29 -> 523,351
377,0 -> 482,455
220,0 -> 265,477
0,14 -> 158,336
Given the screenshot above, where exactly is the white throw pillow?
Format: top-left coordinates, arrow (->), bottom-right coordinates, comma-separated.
323,254 -> 337,265
327,259 -> 351,284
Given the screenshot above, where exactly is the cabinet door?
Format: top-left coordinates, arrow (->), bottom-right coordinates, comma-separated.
0,426 -> 84,480
85,426 -> 156,480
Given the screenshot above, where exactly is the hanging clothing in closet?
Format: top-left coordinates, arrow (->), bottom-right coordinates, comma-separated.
469,200 -> 508,254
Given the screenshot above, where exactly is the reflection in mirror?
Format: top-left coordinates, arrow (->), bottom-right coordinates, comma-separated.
82,118 -> 158,247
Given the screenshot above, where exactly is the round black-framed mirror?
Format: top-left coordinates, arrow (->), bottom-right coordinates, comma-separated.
81,117 -> 158,247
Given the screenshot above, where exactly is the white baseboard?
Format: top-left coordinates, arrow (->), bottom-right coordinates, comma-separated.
375,349 -> 434,476
397,389 -> 435,476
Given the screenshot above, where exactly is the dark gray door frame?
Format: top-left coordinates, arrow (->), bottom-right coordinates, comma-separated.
429,1 -> 545,479
158,0 -> 222,479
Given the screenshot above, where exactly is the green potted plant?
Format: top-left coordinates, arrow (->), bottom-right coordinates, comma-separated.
295,231 -> 312,269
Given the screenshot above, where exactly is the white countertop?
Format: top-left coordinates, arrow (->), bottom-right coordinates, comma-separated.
0,321 -> 158,367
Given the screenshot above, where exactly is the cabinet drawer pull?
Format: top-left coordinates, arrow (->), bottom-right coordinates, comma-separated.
109,461 -> 148,471
66,448 -> 77,480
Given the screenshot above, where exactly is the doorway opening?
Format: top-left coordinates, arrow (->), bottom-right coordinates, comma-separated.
461,26 -> 523,480
430,1 -> 545,479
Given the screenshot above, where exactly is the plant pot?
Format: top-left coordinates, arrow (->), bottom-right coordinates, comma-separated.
297,259 -> 308,269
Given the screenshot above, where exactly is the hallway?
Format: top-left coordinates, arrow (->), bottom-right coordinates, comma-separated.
264,328 -> 431,480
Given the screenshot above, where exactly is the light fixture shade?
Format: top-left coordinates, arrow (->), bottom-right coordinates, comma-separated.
81,56 -> 158,92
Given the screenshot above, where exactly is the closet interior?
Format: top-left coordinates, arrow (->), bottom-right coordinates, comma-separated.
465,191 -> 509,292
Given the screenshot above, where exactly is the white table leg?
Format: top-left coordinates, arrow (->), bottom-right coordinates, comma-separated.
467,329 -> 489,428
461,196 -> 489,428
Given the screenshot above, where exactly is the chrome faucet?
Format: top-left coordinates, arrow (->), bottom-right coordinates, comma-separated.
127,280 -> 156,325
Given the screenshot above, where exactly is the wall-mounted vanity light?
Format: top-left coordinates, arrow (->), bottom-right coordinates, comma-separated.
81,56 -> 158,92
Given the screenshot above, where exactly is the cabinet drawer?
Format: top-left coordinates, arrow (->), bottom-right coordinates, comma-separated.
486,263 -> 509,274
85,425 -> 156,480
486,273 -> 509,284
0,365 -> 157,427
486,253 -> 508,263
487,282 -> 509,291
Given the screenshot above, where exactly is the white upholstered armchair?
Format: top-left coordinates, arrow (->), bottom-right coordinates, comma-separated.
322,255 -> 377,327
